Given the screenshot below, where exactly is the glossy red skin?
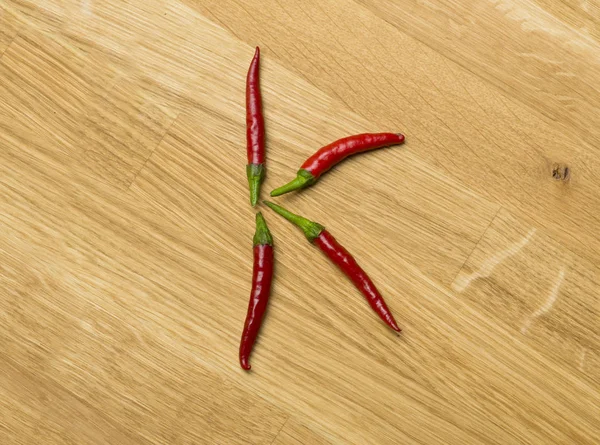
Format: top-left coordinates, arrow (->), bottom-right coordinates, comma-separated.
246,47 -> 265,165
314,230 -> 401,332
301,133 -> 405,178
240,244 -> 274,370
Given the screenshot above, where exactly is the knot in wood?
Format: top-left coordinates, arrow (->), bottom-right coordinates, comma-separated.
551,163 -> 570,182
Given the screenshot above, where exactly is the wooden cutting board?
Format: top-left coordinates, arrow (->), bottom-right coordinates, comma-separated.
0,1 -> 598,444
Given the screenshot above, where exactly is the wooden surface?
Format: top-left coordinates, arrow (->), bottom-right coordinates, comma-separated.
1,0 -> 599,443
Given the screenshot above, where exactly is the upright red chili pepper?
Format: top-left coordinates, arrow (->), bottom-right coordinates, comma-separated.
270,132 -> 405,197
264,201 -> 401,332
239,212 -> 274,370
246,46 -> 266,207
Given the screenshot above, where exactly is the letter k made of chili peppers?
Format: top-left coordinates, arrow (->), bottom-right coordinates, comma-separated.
264,201 -> 401,333
270,132 -> 405,197
246,47 -> 266,207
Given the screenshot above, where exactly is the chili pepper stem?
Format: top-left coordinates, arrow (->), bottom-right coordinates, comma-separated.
247,164 -> 265,207
253,212 -> 273,246
263,201 -> 324,242
270,169 -> 316,197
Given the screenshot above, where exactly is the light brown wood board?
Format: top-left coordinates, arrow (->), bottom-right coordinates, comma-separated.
0,1 -> 598,444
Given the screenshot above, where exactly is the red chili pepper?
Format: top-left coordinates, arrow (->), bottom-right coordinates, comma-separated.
270,132 -> 405,197
240,212 -> 274,370
246,46 -> 266,206
264,201 -> 401,332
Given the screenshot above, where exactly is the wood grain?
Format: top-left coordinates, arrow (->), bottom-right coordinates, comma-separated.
1,0 -> 599,444
0,5 -> 19,56
188,0 -> 600,266
452,208 -> 600,384
271,419 -> 334,445
0,358 -> 151,445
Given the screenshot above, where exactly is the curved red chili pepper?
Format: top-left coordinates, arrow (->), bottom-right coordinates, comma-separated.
314,231 -> 400,332
264,201 -> 401,332
270,132 -> 405,197
246,47 -> 266,207
240,212 -> 274,370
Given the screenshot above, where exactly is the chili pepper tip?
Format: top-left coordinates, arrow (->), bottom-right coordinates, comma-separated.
384,312 -> 402,332
396,133 -> 405,143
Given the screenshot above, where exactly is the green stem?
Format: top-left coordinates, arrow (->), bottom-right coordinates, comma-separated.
263,201 -> 324,242
270,169 -> 316,197
253,212 -> 273,246
247,164 -> 265,207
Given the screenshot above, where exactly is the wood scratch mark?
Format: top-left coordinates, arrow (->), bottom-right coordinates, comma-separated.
581,0 -> 590,13
521,267 -> 566,334
82,0 -> 93,16
453,229 -> 536,292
